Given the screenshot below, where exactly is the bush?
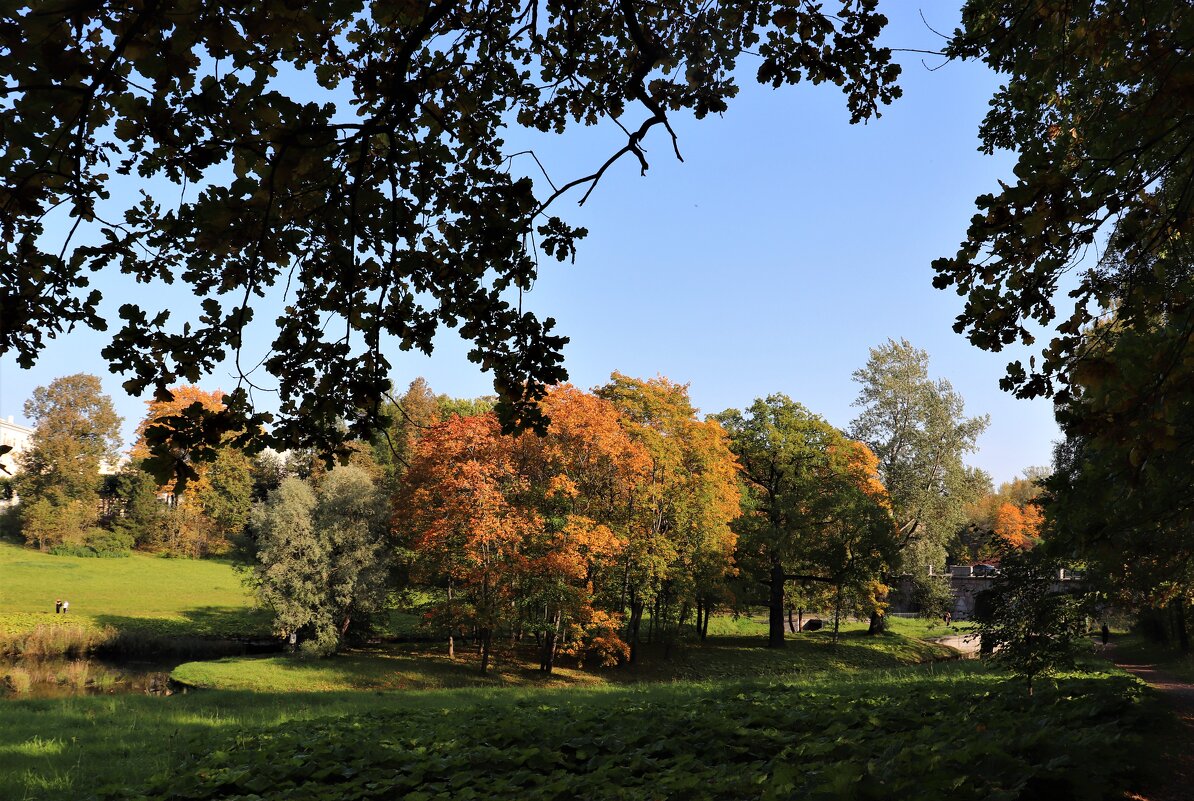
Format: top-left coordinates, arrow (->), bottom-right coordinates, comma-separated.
47,528 -> 133,558
2,666 -> 31,694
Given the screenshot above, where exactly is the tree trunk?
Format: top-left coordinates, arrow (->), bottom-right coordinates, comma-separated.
787,606 -> 796,634
702,605 -> 710,640
797,607 -> 804,634
479,627 -> 492,673
628,599 -> 645,664
1175,599 -> 1190,653
768,562 -> 786,648
832,585 -> 843,644
540,610 -> 562,673
695,600 -> 704,640
448,633 -> 454,660
867,609 -> 886,635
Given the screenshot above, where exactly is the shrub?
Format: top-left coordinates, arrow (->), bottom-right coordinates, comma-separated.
3,666 -> 32,694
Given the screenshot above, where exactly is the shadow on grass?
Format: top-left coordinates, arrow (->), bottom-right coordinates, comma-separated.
92,606 -> 271,640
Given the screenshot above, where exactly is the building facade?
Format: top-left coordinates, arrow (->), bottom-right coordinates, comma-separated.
0,415 -> 34,476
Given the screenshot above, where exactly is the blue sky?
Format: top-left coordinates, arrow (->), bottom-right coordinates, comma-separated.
0,5 -> 1061,485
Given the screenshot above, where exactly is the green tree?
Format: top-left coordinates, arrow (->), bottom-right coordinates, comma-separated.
110,461 -> 171,549
974,546 -> 1089,695
0,2 -> 900,473
716,395 -> 896,647
935,3 -> 1194,404
849,339 -> 988,631
196,448 -> 253,547
16,374 -> 122,551
251,466 -> 391,655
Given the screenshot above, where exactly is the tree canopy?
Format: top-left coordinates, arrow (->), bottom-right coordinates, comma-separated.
0,1 -> 900,469
935,2 -> 1194,405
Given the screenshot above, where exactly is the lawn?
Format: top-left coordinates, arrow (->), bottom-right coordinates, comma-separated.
0,662 -> 1158,801
0,541 -> 269,642
170,628 -> 956,692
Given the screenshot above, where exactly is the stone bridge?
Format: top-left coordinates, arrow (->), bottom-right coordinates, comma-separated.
891,566 -> 1082,620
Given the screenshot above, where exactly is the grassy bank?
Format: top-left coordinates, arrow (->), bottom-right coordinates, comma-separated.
172,627 -> 955,692
0,662 -> 1157,801
0,542 -> 268,653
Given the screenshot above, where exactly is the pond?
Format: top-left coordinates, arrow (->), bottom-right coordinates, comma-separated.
1,655 -> 185,699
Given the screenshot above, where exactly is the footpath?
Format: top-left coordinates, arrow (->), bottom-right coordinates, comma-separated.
1109,643 -> 1194,801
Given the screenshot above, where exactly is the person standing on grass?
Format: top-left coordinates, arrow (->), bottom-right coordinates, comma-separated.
1101,623 -> 1110,646
61,600 -> 69,614
55,599 -> 62,614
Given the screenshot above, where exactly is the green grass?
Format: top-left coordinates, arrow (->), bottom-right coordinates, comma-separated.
171,628 -> 957,692
0,541 -> 268,641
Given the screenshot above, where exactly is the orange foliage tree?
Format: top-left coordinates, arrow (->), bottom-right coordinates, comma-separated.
515,385 -> 651,672
398,413 -> 537,673
396,380 -> 741,673
993,501 -> 1043,551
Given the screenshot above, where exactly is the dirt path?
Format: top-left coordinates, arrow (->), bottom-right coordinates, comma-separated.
1108,644 -> 1194,801
928,633 -> 980,658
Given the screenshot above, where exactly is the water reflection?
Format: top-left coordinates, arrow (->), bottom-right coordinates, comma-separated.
1,656 -> 182,699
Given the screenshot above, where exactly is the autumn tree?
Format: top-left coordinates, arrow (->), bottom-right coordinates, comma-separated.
513,386 -> 649,671
597,374 -> 740,659
0,2 -> 901,475
16,374 -> 122,551
252,466 -> 391,655
397,413 -> 539,672
131,386 -> 252,555
849,339 -> 988,632
717,395 -> 896,647
957,471 -> 1047,561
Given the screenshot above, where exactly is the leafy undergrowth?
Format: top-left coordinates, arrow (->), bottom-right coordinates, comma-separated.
172,629 -> 956,692
119,665 -> 1155,801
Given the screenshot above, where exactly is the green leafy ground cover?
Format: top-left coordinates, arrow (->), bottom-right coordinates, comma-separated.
0,542 -> 269,644
123,665 -> 1155,801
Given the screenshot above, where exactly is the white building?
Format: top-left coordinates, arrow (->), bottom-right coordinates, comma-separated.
0,415 -> 34,476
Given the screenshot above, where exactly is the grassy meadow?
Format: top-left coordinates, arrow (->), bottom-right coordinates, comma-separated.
0,541 -> 268,647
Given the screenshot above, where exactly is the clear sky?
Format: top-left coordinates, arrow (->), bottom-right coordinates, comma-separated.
0,4 -> 1061,486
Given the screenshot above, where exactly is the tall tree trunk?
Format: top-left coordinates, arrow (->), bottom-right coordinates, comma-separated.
702,603 -> 710,640
448,633 -> 454,660
797,607 -> 804,634
787,605 -> 796,634
628,599 -> 645,664
769,561 -> 786,648
832,585 -> 843,644
1175,599 -> 1190,653
479,627 -> 492,673
695,600 -> 704,640
540,610 -> 562,673
867,609 -> 886,634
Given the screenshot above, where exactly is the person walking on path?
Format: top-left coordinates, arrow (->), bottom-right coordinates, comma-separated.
1100,622 -> 1110,646
55,599 -> 62,614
